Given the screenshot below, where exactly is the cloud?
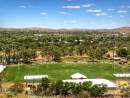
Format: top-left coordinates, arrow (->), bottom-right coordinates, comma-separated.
66,0 -> 72,1
19,5 -> 26,8
64,20 -> 77,24
19,5 -> 32,8
117,10 -> 128,13
95,12 -> 107,16
108,16 -> 113,18
128,6 -> 130,8
107,8 -> 115,11
41,12 -> 47,15
120,15 -> 125,18
86,9 -> 102,13
59,12 -> 72,15
70,20 -> 77,23
62,5 -> 80,9
120,5 -> 125,8
82,4 -> 94,8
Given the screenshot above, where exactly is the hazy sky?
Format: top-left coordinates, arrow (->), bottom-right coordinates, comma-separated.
0,0 -> 130,29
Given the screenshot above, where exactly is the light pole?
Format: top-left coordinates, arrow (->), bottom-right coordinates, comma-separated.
112,32 -> 118,73
112,32 -> 116,74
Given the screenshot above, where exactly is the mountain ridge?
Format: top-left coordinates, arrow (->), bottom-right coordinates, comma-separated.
0,26 -> 130,33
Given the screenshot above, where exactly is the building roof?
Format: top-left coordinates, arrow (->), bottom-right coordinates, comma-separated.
63,79 -> 118,88
112,57 -> 121,60
113,73 -> 130,77
71,73 -> 87,79
24,75 -> 48,80
0,65 -> 6,73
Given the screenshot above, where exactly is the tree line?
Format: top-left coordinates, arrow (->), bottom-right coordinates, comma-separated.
0,30 -> 130,64
34,78 -> 107,98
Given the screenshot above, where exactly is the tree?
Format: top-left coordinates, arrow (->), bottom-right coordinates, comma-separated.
90,84 -> 107,97
70,83 -> 82,98
95,47 -> 108,60
117,48 -> 129,58
53,80 -> 64,95
35,78 -> 108,97
19,49 -> 36,64
61,82 -> 70,96
53,51 -> 62,62
82,81 -> 92,91
41,78 -> 50,95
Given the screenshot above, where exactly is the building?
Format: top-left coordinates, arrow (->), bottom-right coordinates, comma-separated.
24,75 -> 48,81
0,64 -> 6,73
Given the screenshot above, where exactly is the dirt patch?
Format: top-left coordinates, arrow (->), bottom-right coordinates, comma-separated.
2,82 -> 14,89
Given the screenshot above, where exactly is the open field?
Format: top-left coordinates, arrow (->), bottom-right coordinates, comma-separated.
0,63 -> 130,82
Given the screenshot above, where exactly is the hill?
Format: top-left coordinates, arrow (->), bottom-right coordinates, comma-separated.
113,27 -> 130,33
0,27 -> 130,33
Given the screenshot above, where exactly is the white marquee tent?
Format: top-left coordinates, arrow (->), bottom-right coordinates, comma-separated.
71,73 -> 87,79
0,64 -> 6,73
24,75 -> 48,80
63,73 -> 118,88
113,73 -> 130,77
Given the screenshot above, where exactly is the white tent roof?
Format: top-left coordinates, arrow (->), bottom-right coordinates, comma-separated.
112,57 -> 121,60
63,79 -> 118,88
113,73 -> 130,77
24,75 -> 48,80
0,65 -> 6,73
71,73 -> 87,79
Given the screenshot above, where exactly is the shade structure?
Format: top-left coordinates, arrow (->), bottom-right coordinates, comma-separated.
0,65 -> 6,73
113,74 -> 130,77
63,79 -> 118,88
112,57 -> 121,60
71,73 -> 87,79
24,75 -> 48,80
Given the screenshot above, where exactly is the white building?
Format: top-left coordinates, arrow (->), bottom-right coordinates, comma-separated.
71,73 -> 87,79
24,75 -> 48,81
63,73 -> 118,88
113,73 -> 130,78
0,64 -> 6,73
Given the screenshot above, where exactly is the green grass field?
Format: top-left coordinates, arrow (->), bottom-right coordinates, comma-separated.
1,63 -> 130,82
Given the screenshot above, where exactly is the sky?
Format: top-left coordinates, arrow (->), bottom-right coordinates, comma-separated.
0,0 -> 130,29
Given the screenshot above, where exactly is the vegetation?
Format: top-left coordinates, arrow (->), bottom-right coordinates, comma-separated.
117,47 -> 130,59
1,63 -> 129,82
0,29 -> 130,97
0,30 -> 130,64
35,78 -> 107,97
